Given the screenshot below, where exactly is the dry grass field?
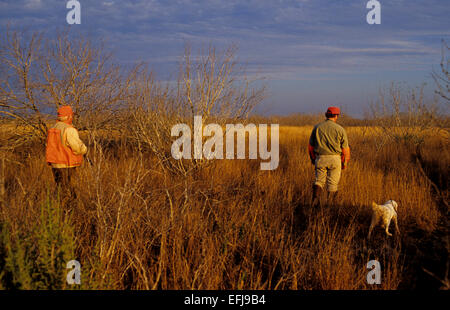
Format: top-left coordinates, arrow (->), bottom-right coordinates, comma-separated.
0,123 -> 448,290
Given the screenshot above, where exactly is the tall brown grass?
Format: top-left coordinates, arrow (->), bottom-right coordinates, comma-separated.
0,124 -> 447,290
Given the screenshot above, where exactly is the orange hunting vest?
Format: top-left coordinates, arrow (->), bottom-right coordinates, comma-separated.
45,123 -> 83,167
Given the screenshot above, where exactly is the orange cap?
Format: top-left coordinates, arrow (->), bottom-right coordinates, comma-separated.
57,106 -> 73,117
326,106 -> 340,115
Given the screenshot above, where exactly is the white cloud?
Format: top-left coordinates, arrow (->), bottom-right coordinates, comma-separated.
25,0 -> 42,9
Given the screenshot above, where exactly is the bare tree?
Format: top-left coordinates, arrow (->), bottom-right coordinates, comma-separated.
41,31 -> 135,132
180,44 -> 264,124
432,40 -> 449,104
131,44 -> 266,177
0,29 -> 46,144
0,28 -> 133,147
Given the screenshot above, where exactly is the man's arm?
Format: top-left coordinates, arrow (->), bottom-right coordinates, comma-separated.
65,127 -> 87,155
341,147 -> 350,169
308,128 -> 316,164
308,144 -> 316,164
341,129 -> 350,169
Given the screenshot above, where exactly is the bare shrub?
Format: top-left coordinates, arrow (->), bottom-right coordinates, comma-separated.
370,82 -> 442,149
129,44 -> 266,177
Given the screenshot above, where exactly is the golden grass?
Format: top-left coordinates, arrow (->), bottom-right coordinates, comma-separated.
0,125 -> 447,289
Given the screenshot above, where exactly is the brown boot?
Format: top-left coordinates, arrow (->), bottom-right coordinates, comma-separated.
327,191 -> 338,205
311,185 -> 322,207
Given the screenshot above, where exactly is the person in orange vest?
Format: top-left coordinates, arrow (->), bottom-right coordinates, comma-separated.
308,107 -> 350,207
45,106 -> 87,196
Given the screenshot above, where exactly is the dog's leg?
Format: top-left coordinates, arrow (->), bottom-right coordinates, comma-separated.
393,215 -> 400,234
385,228 -> 392,237
368,216 -> 377,239
384,217 -> 392,237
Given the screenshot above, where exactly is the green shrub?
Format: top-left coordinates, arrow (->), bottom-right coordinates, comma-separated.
0,193 -> 76,289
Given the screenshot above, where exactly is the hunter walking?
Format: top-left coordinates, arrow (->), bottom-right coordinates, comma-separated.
308,107 -> 350,206
45,106 -> 87,198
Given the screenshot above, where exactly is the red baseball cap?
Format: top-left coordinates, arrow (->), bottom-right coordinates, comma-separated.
326,106 -> 340,115
57,106 -> 73,117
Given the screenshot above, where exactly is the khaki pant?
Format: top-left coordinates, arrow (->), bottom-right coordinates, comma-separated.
314,155 -> 341,192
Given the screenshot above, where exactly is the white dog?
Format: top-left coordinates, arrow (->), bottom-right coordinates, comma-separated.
368,200 -> 400,239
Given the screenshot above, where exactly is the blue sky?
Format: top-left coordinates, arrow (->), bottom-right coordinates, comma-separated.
0,0 -> 449,116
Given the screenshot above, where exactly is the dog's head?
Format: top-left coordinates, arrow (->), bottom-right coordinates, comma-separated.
386,200 -> 398,212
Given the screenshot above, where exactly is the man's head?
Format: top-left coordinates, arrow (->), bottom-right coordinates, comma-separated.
57,106 -> 74,124
325,106 -> 340,121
